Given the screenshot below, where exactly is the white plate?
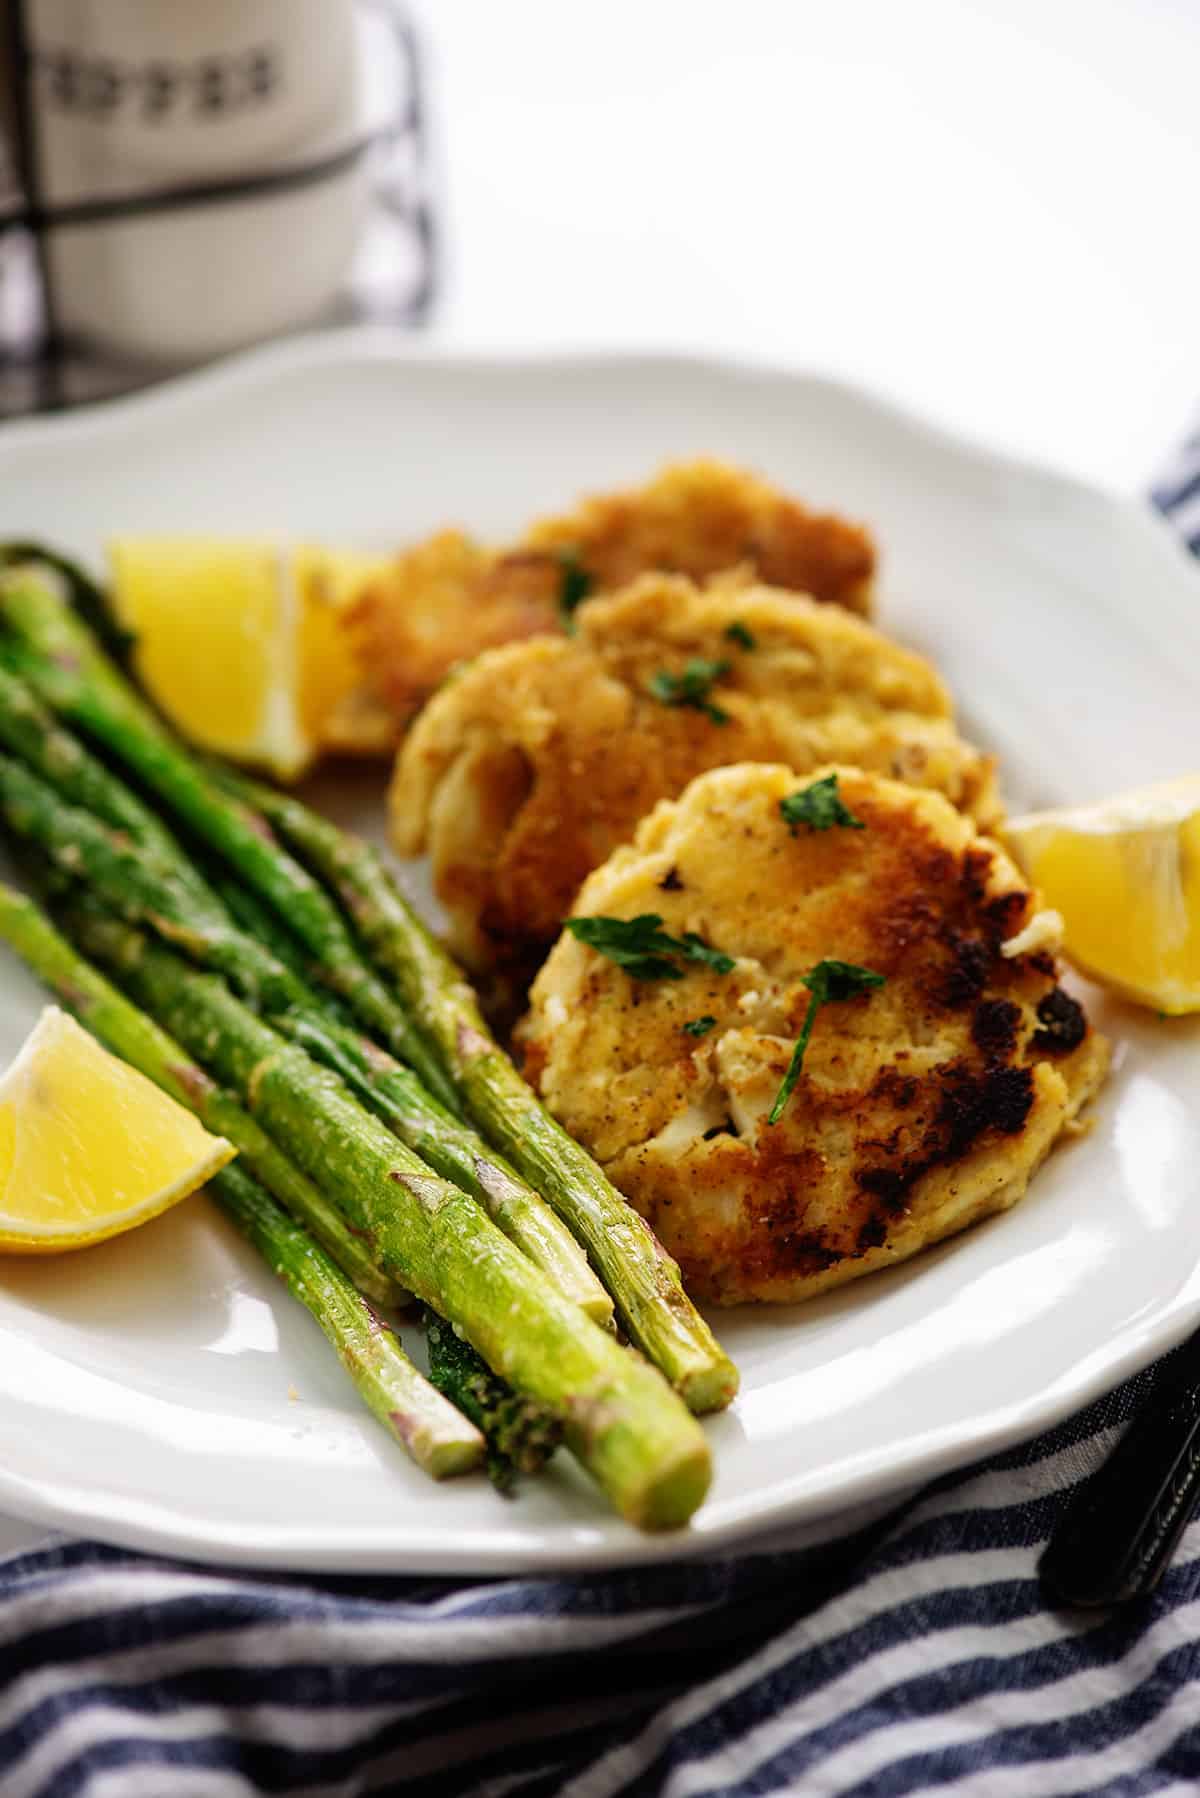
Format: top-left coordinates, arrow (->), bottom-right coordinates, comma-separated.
0,334 -> 1198,1574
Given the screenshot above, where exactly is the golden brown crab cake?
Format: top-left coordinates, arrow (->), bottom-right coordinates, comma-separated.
524,457 -> 875,616
341,531 -> 564,737
390,574 -> 1000,978
515,763 -> 1108,1306
341,460 -> 875,740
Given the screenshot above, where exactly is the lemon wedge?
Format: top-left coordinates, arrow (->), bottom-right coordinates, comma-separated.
108,538 -> 383,781
293,545 -> 380,748
0,1007 -> 235,1253
1003,774 -> 1200,1014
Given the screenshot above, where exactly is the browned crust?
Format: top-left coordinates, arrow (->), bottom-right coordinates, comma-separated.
516,764 -> 1106,1306
346,533 -> 562,732
525,457 -> 875,615
347,460 -> 877,736
392,578 -> 999,977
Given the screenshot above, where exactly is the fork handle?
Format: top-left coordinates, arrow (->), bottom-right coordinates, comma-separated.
1040,1338 -> 1200,1608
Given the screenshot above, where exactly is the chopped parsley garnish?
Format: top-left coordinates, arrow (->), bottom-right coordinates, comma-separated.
724,621 -> 756,651
556,547 -> 593,630
767,959 -> 886,1124
566,913 -> 736,982
779,773 -> 865,835
682,1015 -> 718,1038
678,934 -> 737,975
648,658 -> 731,725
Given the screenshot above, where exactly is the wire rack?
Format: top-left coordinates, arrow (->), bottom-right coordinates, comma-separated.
0,0 -> 434,417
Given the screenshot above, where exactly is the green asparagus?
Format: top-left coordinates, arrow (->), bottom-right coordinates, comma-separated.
0,749 -> 608,1320
0,880 -> 403,1307
0,866 -> 488,1467
0,751 -> 399,1095
211,1164 -> 483,1479
0,569 -> 458,1113
66,904 -> 713,1530
210,869 -> 327,987
221,773 -> 739,1415
424,1309 -> 563,1493
204,873 -> 611,1323
0,878 -> 582,1479
0,662 -> 206,889
0,540 -> 133,664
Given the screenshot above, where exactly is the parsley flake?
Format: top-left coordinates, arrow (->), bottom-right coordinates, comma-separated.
780,773 -> 865,835
648,658 -> 731,725
679,933 -> 736,974
767,958 -> 886,1124
682,1015 -> 718,1038
566,913 -> 736,982
556,547 -> 593,630
724,621 -> 757,651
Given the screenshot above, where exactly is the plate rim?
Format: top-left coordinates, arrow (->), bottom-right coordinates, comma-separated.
0,1295 -> 1195,1574
4,327 -> 1196,648
1,331 -> 1198,1573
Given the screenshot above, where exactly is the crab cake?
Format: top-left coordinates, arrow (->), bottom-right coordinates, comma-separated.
515,763 -> 1108,1307
341,530 -> 567,738
523,457 -> 875,616
390,574 -> 1000,977
343,460 -> 875,738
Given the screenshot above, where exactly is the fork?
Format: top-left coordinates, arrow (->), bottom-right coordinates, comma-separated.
1040,1327 -> 1200,1607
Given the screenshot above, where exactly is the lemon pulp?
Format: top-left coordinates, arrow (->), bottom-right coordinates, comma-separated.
108,537 -> 382,780
294,545 -> 381,743
0,1007 -> 235,1251
1003,774 -> 1200,1014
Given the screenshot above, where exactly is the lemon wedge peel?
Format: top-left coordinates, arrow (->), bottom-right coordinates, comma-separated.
0,1007 -> 235,1253
1003,774 -> 1200,1016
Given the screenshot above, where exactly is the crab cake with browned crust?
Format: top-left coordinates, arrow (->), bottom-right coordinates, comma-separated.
342,460 -> 876,740
524,457 -> 875,616
390,574 -> 1000,978
341,531 -> 567,739
515,763 -> 1108,1306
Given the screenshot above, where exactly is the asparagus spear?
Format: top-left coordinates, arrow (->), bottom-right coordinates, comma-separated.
0,752 -> 609,1322
0,732 -> 448,1133
0,541 -> 131,665
0,878 -> 578,1476
211,869 -> 328,987
65,903 -> 712,1530
424,1309 -> 563,1494
210,1164 -> 483,1479
0,880 -> 478,1470
0,569 -> 458,1114
0,880 -> 403,1308
0,749 -> 397,1092
220,774 -> 739,1416
0,580 -> 608,1317
0,661 -> 208,889
208,866 -> 612,1323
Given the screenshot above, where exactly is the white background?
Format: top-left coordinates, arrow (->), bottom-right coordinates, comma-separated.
429,0 -> 1200,493
1,0 -> 1198,1556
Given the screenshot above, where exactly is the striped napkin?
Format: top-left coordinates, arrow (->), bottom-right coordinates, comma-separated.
3,463 -> 1199,1798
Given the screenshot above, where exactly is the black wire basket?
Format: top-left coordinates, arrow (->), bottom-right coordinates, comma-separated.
0,0 -> 434,417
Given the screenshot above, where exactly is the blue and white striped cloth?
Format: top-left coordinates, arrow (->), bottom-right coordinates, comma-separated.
3,458 -> 1199,1798
1153,430 -> 1200,556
